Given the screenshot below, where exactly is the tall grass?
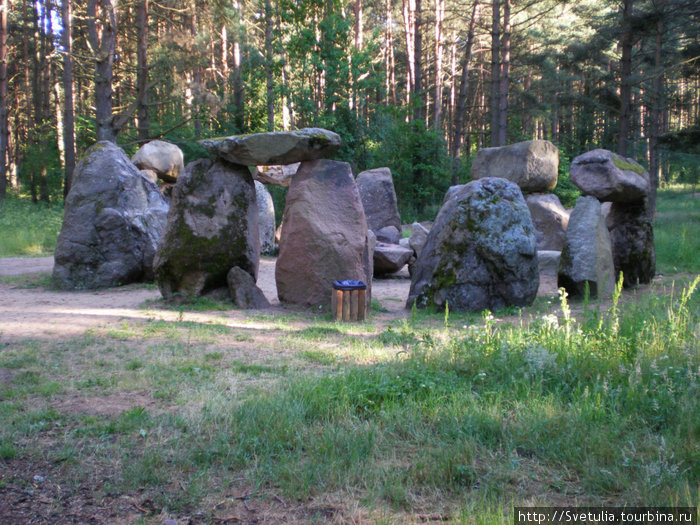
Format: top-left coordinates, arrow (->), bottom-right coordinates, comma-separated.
655,187 -> 700,274
0,194 -> 64,256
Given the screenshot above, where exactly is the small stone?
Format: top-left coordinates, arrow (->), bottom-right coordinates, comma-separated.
33,475 -> 45,483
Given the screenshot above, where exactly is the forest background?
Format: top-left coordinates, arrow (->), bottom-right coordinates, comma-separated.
0,0 -> 698,221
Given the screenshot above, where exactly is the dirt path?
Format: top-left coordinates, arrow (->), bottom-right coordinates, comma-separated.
0,257 -> 557,341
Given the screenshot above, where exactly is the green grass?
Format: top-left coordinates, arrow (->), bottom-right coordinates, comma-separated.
0,277 -> 697,520
655,187 -> 700,274
0,194 -> 64,256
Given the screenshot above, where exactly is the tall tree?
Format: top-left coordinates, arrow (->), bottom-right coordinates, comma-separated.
647,0 -> 665,217
490,0 -> 500,146
61,0 -> 76,197
617,0 -> 634,156
87,0 -> 119,142
497,0 -> 510,146
136,0 -> 150,141
0,0 -> 8,198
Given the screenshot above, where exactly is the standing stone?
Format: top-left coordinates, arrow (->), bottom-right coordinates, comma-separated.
526,193 -> 570,251
558,196 -> 615,297
200,128 -> 341,166
409,222 -> 429,258
570,149 -> 650,202
227,266 -> 271,309
255,180 -> 276,255
537,250 -> 561,276
356,167 -> 402,233
606,200 -> 655,287
53,141 -> 168,290
471,140 -> 559,193
131,140 -> 185,183
407,178 -> 539,311
276,159 -> 372,307
154,159 -> 259,301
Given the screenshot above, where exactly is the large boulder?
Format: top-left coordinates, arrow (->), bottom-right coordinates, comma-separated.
570,149 -> 650,202
255,180 -> 276,255
526,193 -> 570,251
374,243 -> 413,275
276,159 -> 372,307
606,200 -> 655,287
131,140 -> 185,183
356,167 -> 402,233
154,158 -> 259,302
200,128 -> 341,166
53,142 -> 168,290
471,140 -> 559,193
255,163 -> 299,187
407,177 -> 539,311
558,196 -> 615,297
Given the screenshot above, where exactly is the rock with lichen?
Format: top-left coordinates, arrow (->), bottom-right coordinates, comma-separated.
200,128 -> 341,166
154,158 -> 259,302
53,141 -> 168,290
570,149 -> 650,202
407,177 -> 539,311
606,200 -> 655,287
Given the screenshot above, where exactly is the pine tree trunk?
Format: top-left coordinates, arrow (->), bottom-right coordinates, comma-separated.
413,0 -> 423,121
61,0 -> 76,198
264,0 -> 274,131
0,0 -> 8,198
136,0 -> 150,142
490,0 -> 500,146
617,0 -> 633,156
232,0 -> 244,131
497,0 -> 509,146
433,0 -> 444,128
647,0 -> 664,218
87,0 -> 118,142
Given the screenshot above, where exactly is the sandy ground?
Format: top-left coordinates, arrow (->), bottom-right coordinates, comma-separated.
0,257 -> 556,341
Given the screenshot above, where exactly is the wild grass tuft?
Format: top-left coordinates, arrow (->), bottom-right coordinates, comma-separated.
0,195 -> 64,256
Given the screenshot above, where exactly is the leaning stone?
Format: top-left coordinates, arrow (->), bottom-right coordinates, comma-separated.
570,149 -> 650,202
131,140 -> 185,183
255,163 -> 300,187
200,128 -> 341,166
407,177 -> 539,311
526,193 -> 570,251
558,196 -> 615,297
537,250 -> 561,276
374,242 -> 413,275
276,159 -> 372,307
255,180 -> 276,255
154,158 -> 259,302
356,167 -> 402,233
409,222 -> 430,258
53,141 -> 169,290
471,140 -> 559,193
607,200 -> 655,287
227,266 -> 271,309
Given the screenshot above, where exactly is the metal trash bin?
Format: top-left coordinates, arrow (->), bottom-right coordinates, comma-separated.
331,280 -> 367,322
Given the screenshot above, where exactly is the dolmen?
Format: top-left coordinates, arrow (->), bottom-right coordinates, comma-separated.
157,128 -> 372,309
561,149 -> 654,294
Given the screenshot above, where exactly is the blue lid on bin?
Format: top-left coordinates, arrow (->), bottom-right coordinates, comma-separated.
332,280 -> 367,291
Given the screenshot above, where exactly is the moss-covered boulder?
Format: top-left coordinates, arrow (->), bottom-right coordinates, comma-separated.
276,159 -> 372,307
570,149 -> 650,202
606,200 -> 655,287
153,159 -> 259,302
471,140 -> 559,193
407,177 -> 539,311
558,196 -> 615,297
53,141 -> 169,290
199,128 -> 341,166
